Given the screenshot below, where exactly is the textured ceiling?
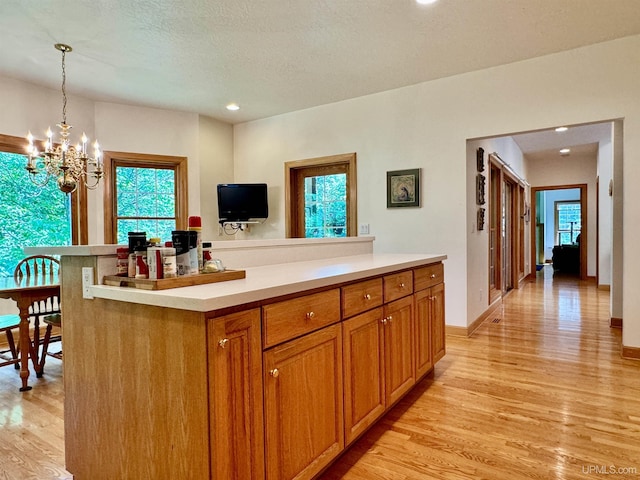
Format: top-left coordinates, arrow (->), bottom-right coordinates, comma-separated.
1,0 -> 640,127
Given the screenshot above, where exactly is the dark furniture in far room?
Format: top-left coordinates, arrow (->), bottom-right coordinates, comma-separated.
552,245 -> 580,274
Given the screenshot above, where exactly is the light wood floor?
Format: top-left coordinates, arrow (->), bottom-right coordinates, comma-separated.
320,268 -> 640,479
1,266 -> 639,479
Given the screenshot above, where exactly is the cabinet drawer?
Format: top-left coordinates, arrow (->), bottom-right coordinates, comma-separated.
414,263 -> 444,291
342,278 -> 383,318
263,289 -> 341,348
383,270 -> 413,303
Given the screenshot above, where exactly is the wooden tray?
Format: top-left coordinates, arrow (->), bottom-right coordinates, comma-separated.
103,269 -> 246,290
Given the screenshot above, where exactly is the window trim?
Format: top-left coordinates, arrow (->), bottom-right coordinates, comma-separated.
0,132 -> 87,244
554,200 -> 581,245
102,151 -> 188,244
284,153 -> 357,238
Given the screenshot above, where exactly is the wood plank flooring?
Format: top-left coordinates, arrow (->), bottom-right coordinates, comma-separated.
0,266 -> 638,479
320,269 -> 640,479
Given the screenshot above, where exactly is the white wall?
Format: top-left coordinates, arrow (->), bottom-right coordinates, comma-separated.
233,35 -> 640,349
0,76 -> 96,141
598,135 -> 613,287
198,116 -> 234,241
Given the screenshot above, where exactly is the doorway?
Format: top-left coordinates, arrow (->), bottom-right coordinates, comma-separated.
531,184 -> 587,280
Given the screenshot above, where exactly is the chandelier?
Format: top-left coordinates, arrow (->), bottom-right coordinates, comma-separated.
25,43 -> 103,194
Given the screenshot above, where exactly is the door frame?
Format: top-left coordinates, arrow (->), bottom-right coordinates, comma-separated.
530,184 -> 588,280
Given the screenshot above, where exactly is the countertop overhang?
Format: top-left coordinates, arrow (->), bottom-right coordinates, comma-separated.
88,253 -> 446,312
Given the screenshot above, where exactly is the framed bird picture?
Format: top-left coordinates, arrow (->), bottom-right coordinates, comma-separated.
387,168 -> 420,208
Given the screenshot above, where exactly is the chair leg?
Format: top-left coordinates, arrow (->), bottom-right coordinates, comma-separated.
38,323 -> 53,376
6,330 -> 20,369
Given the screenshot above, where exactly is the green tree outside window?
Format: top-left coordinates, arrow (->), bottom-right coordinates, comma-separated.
0,152 -> 71,276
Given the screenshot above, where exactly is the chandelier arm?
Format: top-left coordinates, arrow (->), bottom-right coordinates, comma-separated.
28,171 -> 52,188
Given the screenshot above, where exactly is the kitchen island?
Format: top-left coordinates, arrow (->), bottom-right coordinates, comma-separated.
34,241 -> 446,480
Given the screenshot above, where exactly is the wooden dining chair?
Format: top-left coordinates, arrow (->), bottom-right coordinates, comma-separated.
0,315 -> 21,370
14,255 -> 62,375
1,255 -> 60,371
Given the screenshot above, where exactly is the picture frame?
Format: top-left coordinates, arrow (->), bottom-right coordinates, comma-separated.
476,147 -> 485,172
477,207 -> 486,231
476,173 -> 486,205
387,168 -> 421,208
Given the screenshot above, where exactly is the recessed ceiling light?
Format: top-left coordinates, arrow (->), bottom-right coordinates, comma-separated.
416,0 -> 438,4
559,148 -> 571,155
555,126 -> 568,132
226,103 -> 240,111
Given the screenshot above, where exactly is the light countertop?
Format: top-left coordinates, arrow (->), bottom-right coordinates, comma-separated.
89,253 -> 446,312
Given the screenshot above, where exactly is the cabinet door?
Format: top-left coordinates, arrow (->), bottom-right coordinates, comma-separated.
209,309 -> 265,480
383,296 -> 415,406
431,282 -> 446,363
414,289 -> 433,379
264,324 -> 344,480
343,308 -> 385,445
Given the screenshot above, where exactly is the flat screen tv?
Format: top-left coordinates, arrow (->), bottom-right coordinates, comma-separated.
217,183 -> 268,223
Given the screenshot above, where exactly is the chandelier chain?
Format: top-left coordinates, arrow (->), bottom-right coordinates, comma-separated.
61,48 -> 67,125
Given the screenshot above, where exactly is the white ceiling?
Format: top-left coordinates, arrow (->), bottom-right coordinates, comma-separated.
511,122 -> 612,160
0,0 -> 635,153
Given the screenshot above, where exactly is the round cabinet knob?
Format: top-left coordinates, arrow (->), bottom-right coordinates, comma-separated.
364,293 -> 371,300
269,368 -> 280,378
388,315 -> 393,322
430,274 -> 436,279
381,317 -> 388,325
306,311 -> 315,319
399,283 -> 405,288
218,338 -> 229,349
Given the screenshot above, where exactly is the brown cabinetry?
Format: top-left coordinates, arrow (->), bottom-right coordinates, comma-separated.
414,288 -> 433,378
208,309 -> 265,480
414,265 -> 445,376
343,275 -> 416,445
62,254 -> 445,480
383,295 -> 415,406
430,282 -> 446,363
342,307 -> 385,445
263,323 -> 344,480
263,289 -> 341,348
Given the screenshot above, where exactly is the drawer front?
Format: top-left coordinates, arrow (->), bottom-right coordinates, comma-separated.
383,270 -> 414,303
263,289 -> 341,348
414,263 -> 444,291
341,278 -> 383,319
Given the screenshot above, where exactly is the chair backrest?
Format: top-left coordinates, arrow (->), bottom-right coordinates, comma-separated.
14,255 -> 60,282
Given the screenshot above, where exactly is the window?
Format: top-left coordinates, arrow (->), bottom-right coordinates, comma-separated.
103,152 -> 188,244
304,173 -> 347,237
285,153 -> 357,238
555,201 -> 581,245
0,133 -> 86,276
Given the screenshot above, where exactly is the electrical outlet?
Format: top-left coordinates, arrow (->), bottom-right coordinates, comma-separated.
359,223 -> 370,235
82,267 -> 94,299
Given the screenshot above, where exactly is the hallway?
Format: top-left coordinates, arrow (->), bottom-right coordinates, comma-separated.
321,268 -> 640,479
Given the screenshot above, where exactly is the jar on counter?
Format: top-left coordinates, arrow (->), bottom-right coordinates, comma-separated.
135,246 -> 149,279
162,242 -> 177,279
116,247 -> 129,277
202,242 -> 213,263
